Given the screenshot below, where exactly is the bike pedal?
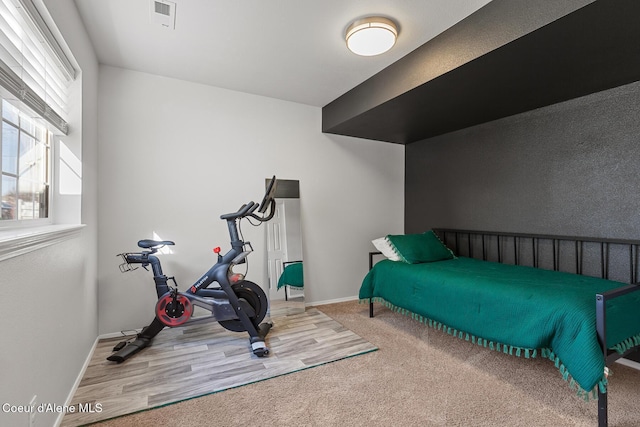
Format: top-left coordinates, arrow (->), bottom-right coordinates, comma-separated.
113,341 -> 127,352
251,341 -> 269,357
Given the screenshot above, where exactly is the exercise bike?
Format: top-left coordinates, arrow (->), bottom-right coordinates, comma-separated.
108,176 -> 278,362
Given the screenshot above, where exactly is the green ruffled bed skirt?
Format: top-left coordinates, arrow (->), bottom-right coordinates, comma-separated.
361,297 -> 612,401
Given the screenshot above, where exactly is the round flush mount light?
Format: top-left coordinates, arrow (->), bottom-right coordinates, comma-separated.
345,16 -> 398,56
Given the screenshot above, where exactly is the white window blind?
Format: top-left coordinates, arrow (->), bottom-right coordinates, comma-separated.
0,0 -> 76,134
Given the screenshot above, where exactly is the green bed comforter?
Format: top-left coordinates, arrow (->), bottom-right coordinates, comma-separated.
359,257 -> 640,394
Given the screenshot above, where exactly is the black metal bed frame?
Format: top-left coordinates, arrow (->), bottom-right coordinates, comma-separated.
367,228 -> 640,427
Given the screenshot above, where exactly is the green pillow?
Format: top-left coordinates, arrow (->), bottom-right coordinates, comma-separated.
386,231 -> 455,264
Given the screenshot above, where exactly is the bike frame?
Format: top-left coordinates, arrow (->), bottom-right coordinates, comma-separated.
109,182 -> 277,363
124,202 -> 271,325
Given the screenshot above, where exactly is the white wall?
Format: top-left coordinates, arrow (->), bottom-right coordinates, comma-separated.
0,1 -> 99,427
98,65 -> 404,334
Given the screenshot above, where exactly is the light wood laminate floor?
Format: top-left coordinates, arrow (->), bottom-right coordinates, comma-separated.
61,307 -> 377,426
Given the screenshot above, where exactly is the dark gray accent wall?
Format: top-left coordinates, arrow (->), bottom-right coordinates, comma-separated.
405,80 -> 640,242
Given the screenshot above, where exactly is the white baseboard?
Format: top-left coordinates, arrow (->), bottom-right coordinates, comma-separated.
615,357 -> 640,371
55,336 -> 99,427
98,328 -> 142,340
308,295 -> 359,307
54,328 -> 143,426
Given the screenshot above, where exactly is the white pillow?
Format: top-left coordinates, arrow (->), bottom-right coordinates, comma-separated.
372,237 -> 401,261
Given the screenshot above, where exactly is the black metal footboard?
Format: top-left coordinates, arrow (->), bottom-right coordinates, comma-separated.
596,284 -> 640,427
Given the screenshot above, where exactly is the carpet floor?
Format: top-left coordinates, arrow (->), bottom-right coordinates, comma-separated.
84,300 -> 639,426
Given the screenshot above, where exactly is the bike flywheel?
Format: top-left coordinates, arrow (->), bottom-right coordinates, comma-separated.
155,291 -> 193,327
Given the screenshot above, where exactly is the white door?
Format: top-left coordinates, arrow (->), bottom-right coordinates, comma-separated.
267,199 -> 288,300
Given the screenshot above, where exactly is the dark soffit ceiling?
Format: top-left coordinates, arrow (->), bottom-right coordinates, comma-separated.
322,0 -> 640,144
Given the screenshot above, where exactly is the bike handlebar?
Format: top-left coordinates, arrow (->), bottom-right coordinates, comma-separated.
248,199 -> 276,222
220,176 -> 277,222
220,201 -> 258,220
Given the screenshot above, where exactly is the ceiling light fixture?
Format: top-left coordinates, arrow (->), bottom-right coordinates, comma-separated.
345,16 -> 398,56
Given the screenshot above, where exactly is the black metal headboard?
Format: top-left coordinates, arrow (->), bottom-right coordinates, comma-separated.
434,228 -> 640,284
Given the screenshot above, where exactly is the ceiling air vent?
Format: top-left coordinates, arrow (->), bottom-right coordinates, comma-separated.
150,0 -> 176,29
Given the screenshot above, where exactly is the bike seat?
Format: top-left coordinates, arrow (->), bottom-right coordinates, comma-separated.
137,239 -> 175,249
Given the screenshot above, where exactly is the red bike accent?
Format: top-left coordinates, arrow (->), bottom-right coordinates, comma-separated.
229,273 -> 244,283
155,292 -> 193,327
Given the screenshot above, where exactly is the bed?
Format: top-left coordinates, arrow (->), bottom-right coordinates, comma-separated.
360,229 -> 640,427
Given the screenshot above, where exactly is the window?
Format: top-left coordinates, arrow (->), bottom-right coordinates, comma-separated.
0,0 -> 81,261
0,0 -> 75,134
0,0 -> 77,229
1,98 -> 50,223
